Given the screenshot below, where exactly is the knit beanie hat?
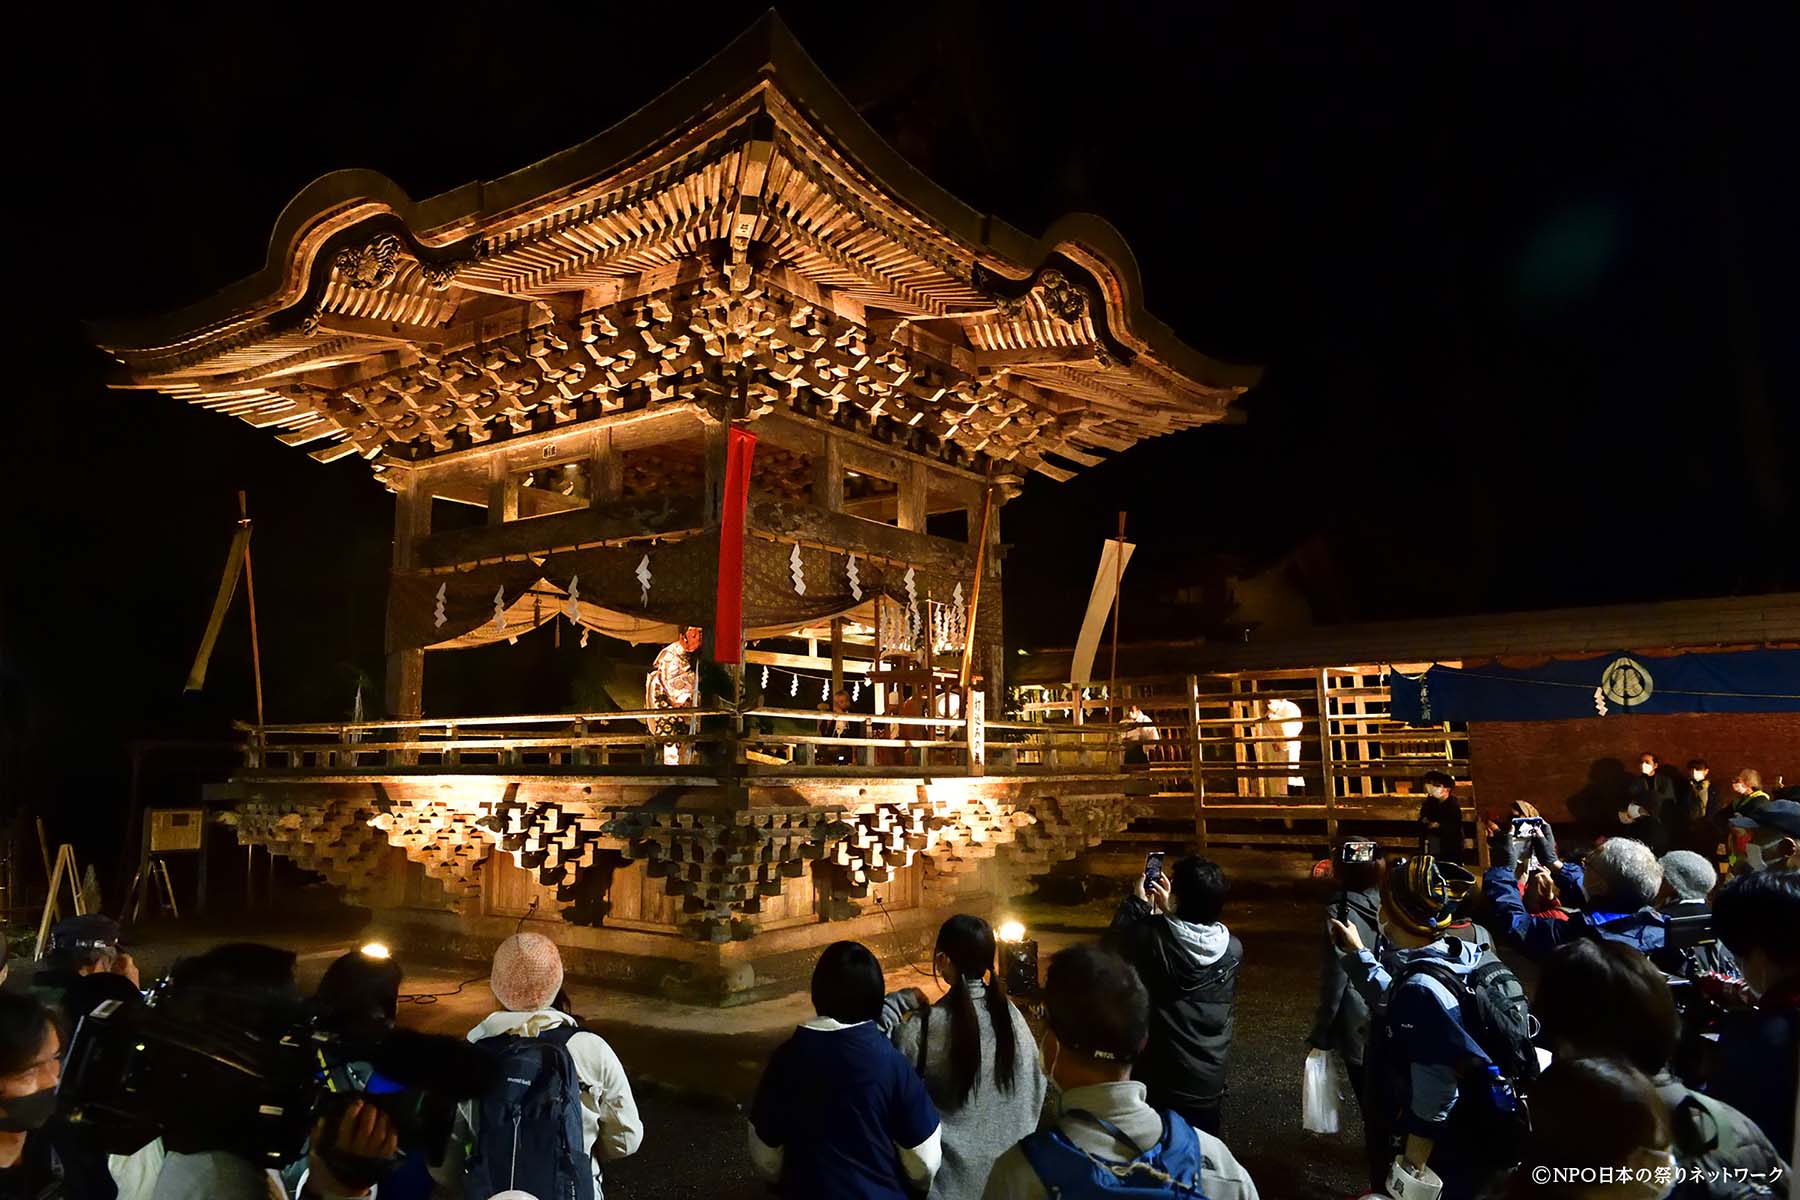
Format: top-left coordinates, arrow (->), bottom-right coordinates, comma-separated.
1658,850 -> 1715,902
1381,855 -> 1475,938
490,932 -> 564,1012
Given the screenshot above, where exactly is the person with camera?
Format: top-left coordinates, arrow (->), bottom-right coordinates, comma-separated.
876,915 -> 1045,1200
435,932 -> 640,1200
1531,938 -> 1786,1197
135,943 -> 405,1200
1330,856 -> 1533,1200
30,914 -> 141,1027
1707,870 -> 1799,1160
0,991 -> 115,1199
749,941 -> 943,1198
1107,854 -> 1241,1136
980,943 -> 1258,1200
1481,821 -> 1669,961
1307,840 -> 1383,1100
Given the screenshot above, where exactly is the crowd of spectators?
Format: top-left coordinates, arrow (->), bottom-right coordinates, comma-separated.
2,758 -> 1794,1199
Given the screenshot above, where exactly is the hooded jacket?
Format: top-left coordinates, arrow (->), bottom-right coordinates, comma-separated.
1108,896 -> 1243,1112
1308,887 -> 1381,1065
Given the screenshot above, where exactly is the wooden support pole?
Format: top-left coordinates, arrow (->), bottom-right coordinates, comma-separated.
813,432 -> 844,513
958,486 -> 996,690
1316,669 -> 1338,842
487,458 -> 518,525
386,477 -> 430,720
830,619 -> 844,697
897,460 -> 927,532
1107,512 -> 1126,725
589,427 -> 622,505
237,492 -> 265,728
1189,674 -> 1208,850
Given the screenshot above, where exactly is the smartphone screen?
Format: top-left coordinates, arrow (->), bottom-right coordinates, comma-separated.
1143,851 -> 1165,887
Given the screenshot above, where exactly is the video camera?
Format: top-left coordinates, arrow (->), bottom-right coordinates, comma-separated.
56,985 -> 490,1175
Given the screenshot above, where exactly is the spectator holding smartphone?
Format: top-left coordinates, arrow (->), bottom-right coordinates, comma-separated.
1107,855 -> 1242,1135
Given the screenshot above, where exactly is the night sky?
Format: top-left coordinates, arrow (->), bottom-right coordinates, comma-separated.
3,3 -> 1793,844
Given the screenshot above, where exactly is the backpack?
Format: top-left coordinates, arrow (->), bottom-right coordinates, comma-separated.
462,1024 -> 593,1200
1381,956 -> 1537,1162
1665,1087 -> 1786,1200
1019,1108 -> 1209,1198
1397,958 -> 1540,1089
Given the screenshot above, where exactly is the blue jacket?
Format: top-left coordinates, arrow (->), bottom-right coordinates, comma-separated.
1482,864 -> 1667,962
1345,937 -> 1492,1137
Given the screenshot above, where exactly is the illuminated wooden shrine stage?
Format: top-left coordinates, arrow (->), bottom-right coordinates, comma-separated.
97,15 -> 1257,1002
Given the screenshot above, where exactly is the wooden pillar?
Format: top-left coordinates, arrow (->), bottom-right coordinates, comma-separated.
897,460 -> 927,532
813,432 -> 844,512
702,415 -> 730,523
385,473 -> 431,719
830,619 -> 844,696
589,428 -> 622,506
1316,669 -> 1338,842
1189,674 -> 1208,850
982,502 -> 1004,697
486,457 -> 518,525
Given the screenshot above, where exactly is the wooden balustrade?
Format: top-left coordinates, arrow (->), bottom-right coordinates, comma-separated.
233,704 -> 1118,778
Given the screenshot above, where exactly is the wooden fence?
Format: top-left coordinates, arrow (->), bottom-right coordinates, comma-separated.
1014,664 -> 1476,856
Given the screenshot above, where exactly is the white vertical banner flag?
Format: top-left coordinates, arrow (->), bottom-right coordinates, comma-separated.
1069,538 -> 1135,687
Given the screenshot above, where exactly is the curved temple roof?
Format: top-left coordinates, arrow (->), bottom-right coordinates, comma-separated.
95,13 -> 1259,482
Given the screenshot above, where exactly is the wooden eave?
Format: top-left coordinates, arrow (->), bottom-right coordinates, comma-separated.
91,12 -> 1259,477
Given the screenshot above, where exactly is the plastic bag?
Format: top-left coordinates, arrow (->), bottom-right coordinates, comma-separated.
1302,1048 -> 1342,1134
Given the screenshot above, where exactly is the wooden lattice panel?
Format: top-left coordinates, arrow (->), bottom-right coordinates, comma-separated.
235,798 -> 388,901
365,796 -> 495,897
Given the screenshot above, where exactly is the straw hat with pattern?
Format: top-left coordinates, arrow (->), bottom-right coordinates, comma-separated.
1381,855 -> 1476,938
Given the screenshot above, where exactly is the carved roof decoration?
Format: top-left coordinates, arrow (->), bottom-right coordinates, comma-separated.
94,13 -> 1259,480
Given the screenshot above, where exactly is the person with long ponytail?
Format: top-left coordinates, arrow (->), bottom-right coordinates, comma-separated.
879,915 -> 1047,1200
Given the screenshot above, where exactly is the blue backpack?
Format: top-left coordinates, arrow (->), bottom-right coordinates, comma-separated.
463,1024 -> 593,1200
1019,1108 -> 1209,1198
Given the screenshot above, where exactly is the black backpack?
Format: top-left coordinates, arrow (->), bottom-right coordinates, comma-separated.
1397,958 -> 1540,1089
1385,956 -> 1538,1162
463,1023 -> 594,1200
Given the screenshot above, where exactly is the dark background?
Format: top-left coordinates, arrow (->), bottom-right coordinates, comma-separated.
2,3 -> 1793,848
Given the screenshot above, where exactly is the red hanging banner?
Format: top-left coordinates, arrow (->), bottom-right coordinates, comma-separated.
713,426 -> 757,662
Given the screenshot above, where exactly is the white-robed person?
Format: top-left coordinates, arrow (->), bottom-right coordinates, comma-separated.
647,625 -> 702,765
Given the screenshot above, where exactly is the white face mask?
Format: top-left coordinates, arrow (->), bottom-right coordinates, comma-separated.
1692,772 -> 1706,783
1641,762 -> 1656,777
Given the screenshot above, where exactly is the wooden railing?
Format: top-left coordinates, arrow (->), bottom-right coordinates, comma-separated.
234,705 -> 1118,779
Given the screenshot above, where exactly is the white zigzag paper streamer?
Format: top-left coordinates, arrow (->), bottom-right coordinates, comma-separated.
846,554 -> 862,601
789,543 -> 806,595
492,587 -> 507,633
1594,687 -> 1608,717
636,555 -> 652,606
821,679 -> 830,703
851,681 -> 861,703
761,665 -> 770,688
579,628 -> 590,649
563,575 -> 581,625
433,582 -> 448,628
789,673 -> 799,698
